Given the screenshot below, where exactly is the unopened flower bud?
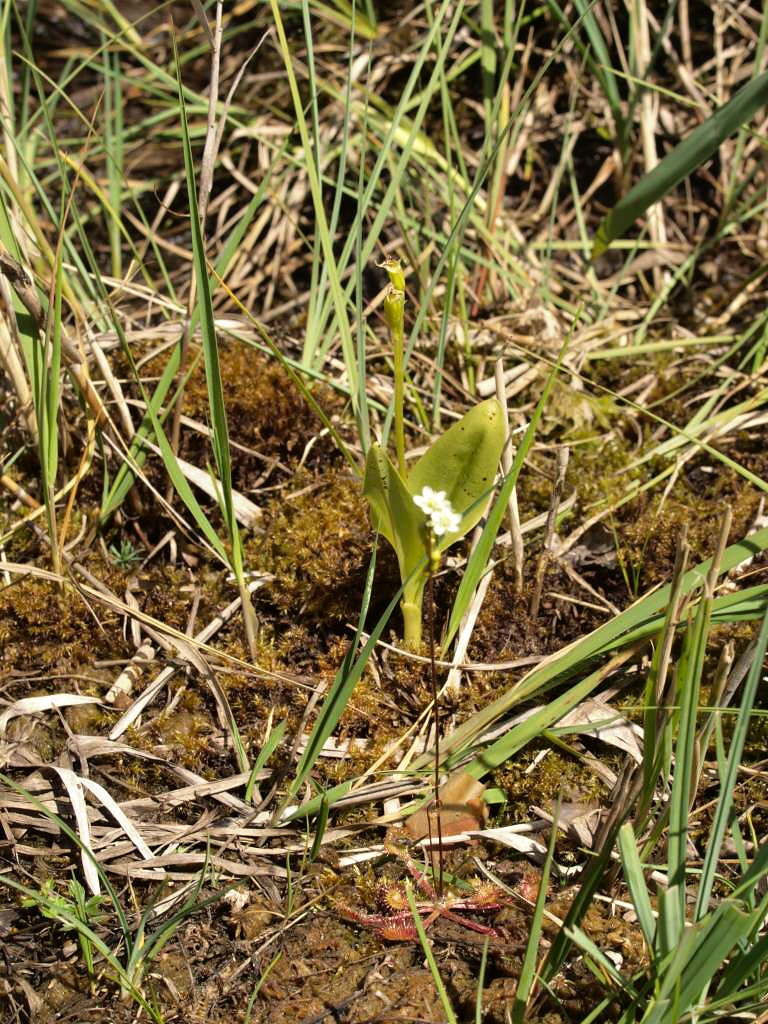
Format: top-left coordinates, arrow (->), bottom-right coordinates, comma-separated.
378,256 -> 406,292
383,285 -> 405,338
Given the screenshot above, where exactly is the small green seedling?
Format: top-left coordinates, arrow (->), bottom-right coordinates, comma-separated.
109,539 -> 144,569
21,877 -> 107,987
364,259 -> 505,648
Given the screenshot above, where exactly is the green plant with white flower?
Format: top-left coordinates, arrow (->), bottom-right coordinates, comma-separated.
363,259 -> 506,649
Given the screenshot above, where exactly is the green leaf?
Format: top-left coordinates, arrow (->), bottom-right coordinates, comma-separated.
696,606 -> 768,919
176,49 -> 235,540
649,902 -> 754,1021
512,800 -> 560,1022
100,343 -> 183,522
362,443 -> 399,549
618,822 -> 657,953
443,349 -> 565,652
407,397 -> 506,551
285,542 -> 404,809
363,443 -> 425,574
440,529 -> 768,777
593,69 -> 768,258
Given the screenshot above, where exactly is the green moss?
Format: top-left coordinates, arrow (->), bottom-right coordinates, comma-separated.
494,743 -> 609,830
0,579 -> 125,672
180,343 -> 342,478
250,469 -> 376,627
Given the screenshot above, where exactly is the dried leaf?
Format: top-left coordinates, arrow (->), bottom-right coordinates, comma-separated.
405,771 -> 488,840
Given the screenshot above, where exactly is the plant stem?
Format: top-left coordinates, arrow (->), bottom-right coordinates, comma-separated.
394,329 -> 406,477
401,594 -> 423,649
426,541 -> 444,896
383,283 -> 406,477
238,579 -> 259,659
402,568 -> 428,649
380,262 -> 407,476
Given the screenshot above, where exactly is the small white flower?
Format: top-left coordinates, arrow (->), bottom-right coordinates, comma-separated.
413,486 -> 448,516
413,487 -> 460,537
430,506 -> 461,537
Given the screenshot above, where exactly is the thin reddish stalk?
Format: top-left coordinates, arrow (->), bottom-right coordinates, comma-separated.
426,564 -> 444,896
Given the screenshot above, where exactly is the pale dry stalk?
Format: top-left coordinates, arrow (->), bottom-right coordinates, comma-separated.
633,0 -> 668,293
495,357 -> 524,592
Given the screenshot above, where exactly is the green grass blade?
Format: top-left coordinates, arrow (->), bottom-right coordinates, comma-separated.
438,529 -> 768,775
715,926 -> 768,996
564,922 -> 640,997
512,800 -> 559,1022
405,881 -> 458,1024
245,719 -> 287,803
456,644 -> 640,778
654,902 -> 754,1019
695,606 -> 768,919
103,44 -> 124,279
284,779 -> 354,822
308,792 -> 330,862
618,822 -> 657,952
730,839 -> 768,904
285,541 -> 395,806
475,936 -> 490,1024
99,344 -> 184,522
175,52 -> 234,542
661,596 -> 712,954
269,0 -> 362,439
546,0 -> 623,135
0,772 -> 133,955
539,811 -> 628,987
593,70 -> 768,257
0,872 -> 162,1021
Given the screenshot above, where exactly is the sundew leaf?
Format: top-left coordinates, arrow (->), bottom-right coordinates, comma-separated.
593,69 -> 768,257
407,398 -> 506,551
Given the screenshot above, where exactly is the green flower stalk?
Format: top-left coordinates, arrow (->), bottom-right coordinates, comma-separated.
380,258 -> 406,477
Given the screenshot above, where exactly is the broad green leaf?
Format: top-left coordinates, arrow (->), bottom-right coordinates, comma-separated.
362,444 -> 399,549
407,397 -> 506,551
593,69 -> 768,257
444,345 -> 566,651
363,443 -> 425,574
